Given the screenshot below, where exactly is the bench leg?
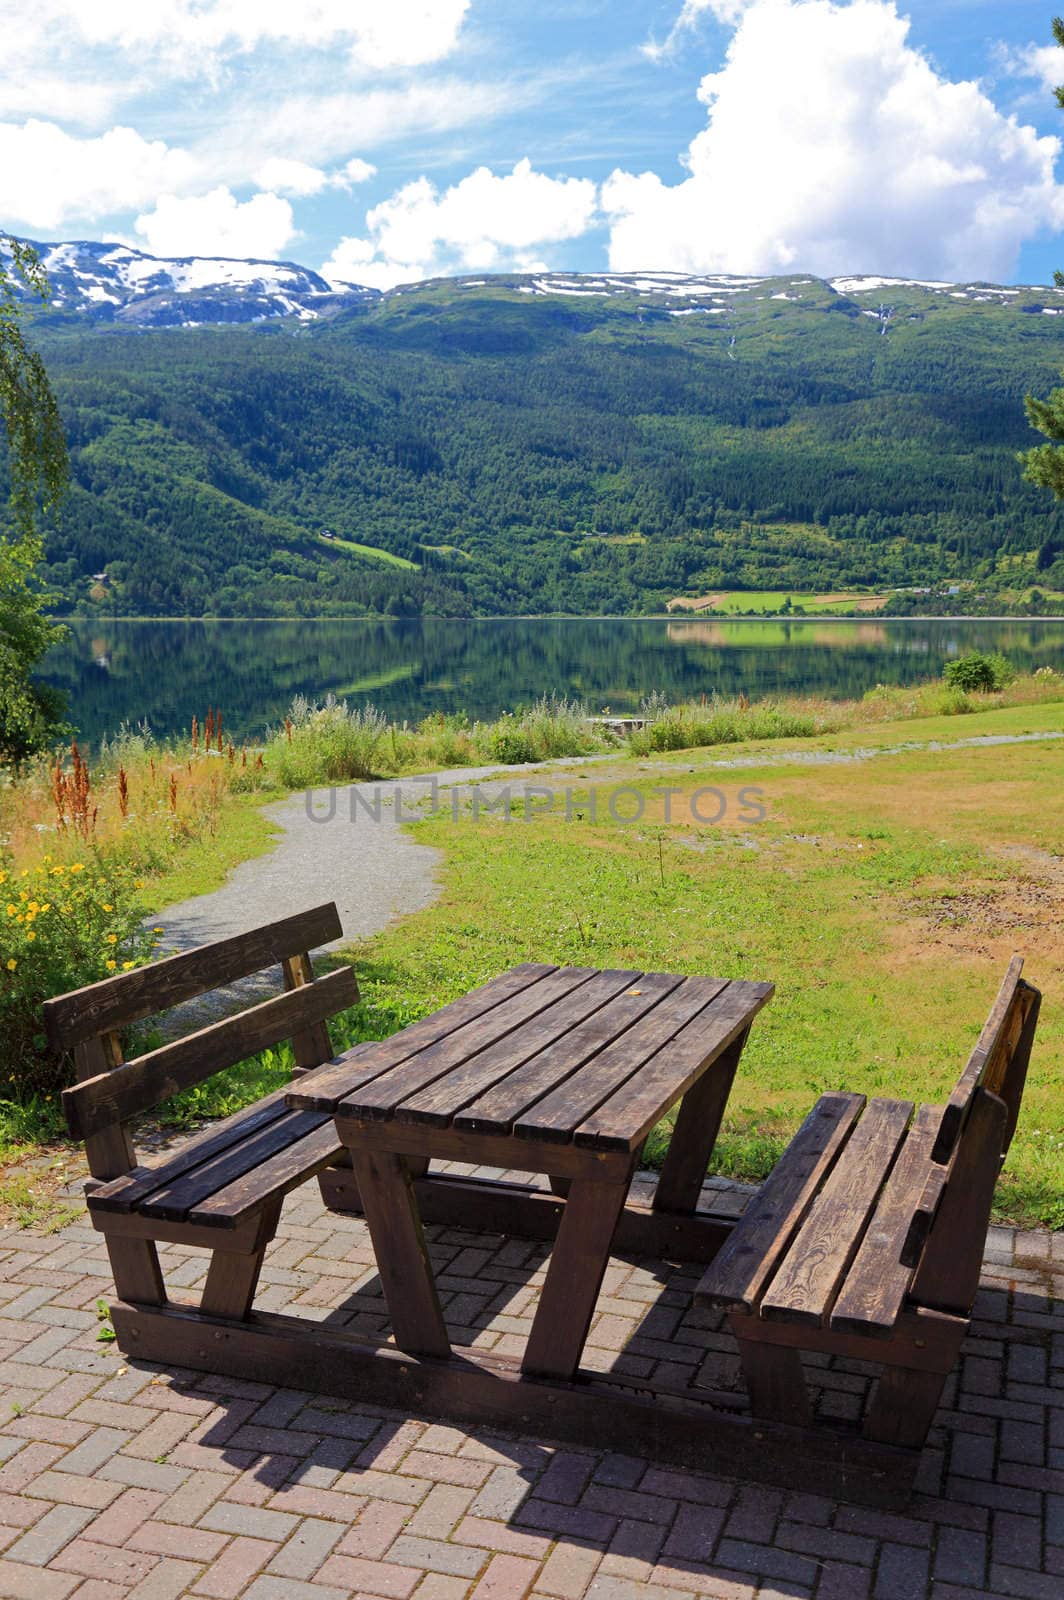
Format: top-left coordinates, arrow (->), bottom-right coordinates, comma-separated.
105,1237 -> 165,1306
200,1205 -> 281,1321
350,1150 -> 451,1359
522,1173 -> 631,1380
731,1315 -> 812,1427
863,1366 -> 947,1449
653,1029 -> 749,1214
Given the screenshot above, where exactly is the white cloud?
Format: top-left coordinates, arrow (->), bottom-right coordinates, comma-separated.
254,158 -> 329,196
323,158 -> 598,288
1002,42 -> 1064,97
10,1 -> 471,76
0,119 -> 196,229
343,157 -> 378,184
134,186 -> 295,258
608,0 -> 1064,282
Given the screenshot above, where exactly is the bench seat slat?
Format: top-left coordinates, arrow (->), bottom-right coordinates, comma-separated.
759,1098 -> 913,1328
829,1104 -> 945,1339
187,1120 -> 346,1227
64,967 -> 358,1139
44,904 -> 344,1050
131,1110 -> 333,1224
88,1090 -> 293,1215
696,1092 -> 865,1313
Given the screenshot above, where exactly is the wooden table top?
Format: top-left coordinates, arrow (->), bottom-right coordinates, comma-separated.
290,964 -> 772,1154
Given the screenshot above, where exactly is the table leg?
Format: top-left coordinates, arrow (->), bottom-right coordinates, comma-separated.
522,1172 -> 631,1380
652,1027 -> 750,1215
350,1150 -> 451,1359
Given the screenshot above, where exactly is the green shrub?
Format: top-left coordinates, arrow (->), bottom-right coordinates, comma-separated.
0,855 -> 156,1099
488,696 -> 593,765
269,697 -> 390,785
629,699 -> 821,755
943,651 -> 1015,692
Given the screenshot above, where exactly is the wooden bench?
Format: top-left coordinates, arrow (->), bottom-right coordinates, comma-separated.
696,957 -> 1041,1450
45,904 -> 358,1322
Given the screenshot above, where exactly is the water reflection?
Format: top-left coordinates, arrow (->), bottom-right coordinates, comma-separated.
41,617 -> 1064,747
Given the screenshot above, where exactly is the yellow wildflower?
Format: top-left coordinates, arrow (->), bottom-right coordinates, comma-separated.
51,865 -> 66,875
5,958 -> 15,971
102,904 -> 113,913
134,879 -> 144,889
70,863 -> 85,873
105,933 -> 117,944
26,931 -> 35,942
106,960 -> 117,971
153,926 -> 164,933
122,961 -> 136,971
6,904 -> 14,917
28,901 -> 39,913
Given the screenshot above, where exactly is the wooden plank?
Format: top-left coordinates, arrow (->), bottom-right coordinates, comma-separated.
396,969 -> 648,1127
199,1204 -> 280,1319
759,1098 -> 914,1328
521,1175 -> 633,1379
334,1117 -> 631,1181
696,1093 -> 865,1313
652,1027 -> 750,1215
188,1120 -> 345,1227
351,1150 -> 451,1359
134,1111 -> 334,1223
109,1303 -> 922,1510
931,957 -> 1024,1163
63,967 -> 357,1139
829,1104 -> 944,1340
728,1303 -> 965,1371
342,967 -> 599,1122
989,983 -> 1041,1156
283,952 -> 348,1071
511,977 -> 730,1146
44,903 -> 344,1050
318,1170 -> 736,1262
289,964 -> 557,1112
89,1091 -> 293,1214
733,1333 -> 811,1427
910,1087 -> 1008,1317
899,1165 -> 948,1270
73,1034 -> 137,1181
451,972 -> 686,1136
862,1367 -> 950,1449
574,982 -> 772,1152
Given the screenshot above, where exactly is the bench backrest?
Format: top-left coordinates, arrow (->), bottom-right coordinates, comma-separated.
905,956 -> 1041,1317
45,904 -> 358,1183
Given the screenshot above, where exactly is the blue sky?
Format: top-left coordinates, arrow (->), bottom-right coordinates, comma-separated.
3,2 -> 1064,286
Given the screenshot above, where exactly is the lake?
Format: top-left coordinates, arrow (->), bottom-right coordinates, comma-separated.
43,617 -> 1064,747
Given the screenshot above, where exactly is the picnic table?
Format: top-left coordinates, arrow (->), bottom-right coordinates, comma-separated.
289,962 -> 773,1381
50,908 -> 1040,1509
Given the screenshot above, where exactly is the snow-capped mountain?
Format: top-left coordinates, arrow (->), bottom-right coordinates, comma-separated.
4,240 -> 379,326
6,241 -> 1063,328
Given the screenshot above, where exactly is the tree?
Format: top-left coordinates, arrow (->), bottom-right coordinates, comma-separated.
0,236 -> 69,763
1020,19 -> 1064,502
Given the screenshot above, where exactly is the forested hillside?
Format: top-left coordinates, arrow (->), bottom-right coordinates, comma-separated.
14,269 -> 1064,615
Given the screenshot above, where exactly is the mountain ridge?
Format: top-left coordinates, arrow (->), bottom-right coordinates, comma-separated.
8,237 -> 1064,328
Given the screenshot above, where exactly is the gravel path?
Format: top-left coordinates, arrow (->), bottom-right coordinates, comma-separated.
157,728 -> 1064,966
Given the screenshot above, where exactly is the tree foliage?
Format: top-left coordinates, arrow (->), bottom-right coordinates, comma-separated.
1019,17 -> 1064,504
0,236 -> 69,762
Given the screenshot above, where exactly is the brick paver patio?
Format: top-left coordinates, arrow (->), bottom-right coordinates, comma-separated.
0,1169 -> 1060,1600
